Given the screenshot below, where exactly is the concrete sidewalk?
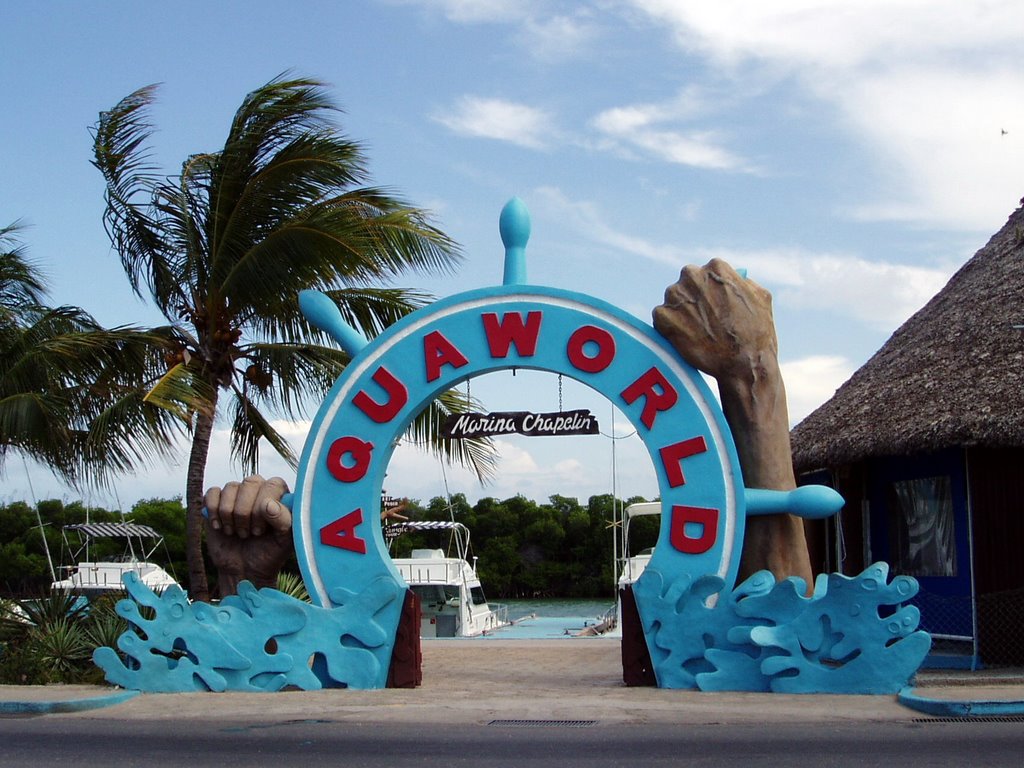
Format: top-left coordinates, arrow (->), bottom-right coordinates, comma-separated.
2,640 -> 1022,724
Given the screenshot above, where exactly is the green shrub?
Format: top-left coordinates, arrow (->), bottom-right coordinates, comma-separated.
0,591 -> 128,685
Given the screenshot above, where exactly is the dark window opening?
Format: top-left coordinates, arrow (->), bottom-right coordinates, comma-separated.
887,475 -> 957,577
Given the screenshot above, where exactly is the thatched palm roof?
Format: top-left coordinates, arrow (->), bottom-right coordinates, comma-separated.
791,202 -> 1024,473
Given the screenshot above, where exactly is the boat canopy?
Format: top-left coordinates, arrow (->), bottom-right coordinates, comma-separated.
623,502 -> 661,520
384,520 -> 472,560
384,520 -> 471,541
63,522 -> 162,539
386,521 -> 467,532
60,521 -> 167,564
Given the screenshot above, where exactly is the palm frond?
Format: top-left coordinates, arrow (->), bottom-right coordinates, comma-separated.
237,341 -> 349,414
82,389 -> 183,483
404,388 -> 498,485
0,393 -> 78,476
90,75 -> 478,598
143,362 -> 217,420
228,388 -> 298,474
326,286 -> 433,340
223,190 -> 459,306
0,221 -> 48,316
0,305 -> 184,486
320,188 -> 462,276
91,84 -> 169,299
240,286 -> 433,346
209,76 -> 361,272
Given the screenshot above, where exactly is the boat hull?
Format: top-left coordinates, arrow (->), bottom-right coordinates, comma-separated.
392,556 -> 509,637
51,561 -> 180,597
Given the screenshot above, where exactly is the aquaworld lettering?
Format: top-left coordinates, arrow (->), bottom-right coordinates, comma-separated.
322,307 -> 721,557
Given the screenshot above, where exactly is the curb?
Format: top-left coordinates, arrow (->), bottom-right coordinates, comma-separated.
0,689 -> 139,716
897,687 -> 1024,718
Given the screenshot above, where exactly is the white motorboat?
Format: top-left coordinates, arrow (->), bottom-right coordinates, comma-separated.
560,501 -> 663,637
617,501 -> 661,592
50,522 -> 181,598
385,520 -> 510,637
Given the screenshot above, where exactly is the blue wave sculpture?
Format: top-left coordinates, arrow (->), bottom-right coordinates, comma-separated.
93,571 -> 404,692
633,562 -> 931,694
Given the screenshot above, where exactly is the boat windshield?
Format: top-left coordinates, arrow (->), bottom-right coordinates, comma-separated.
411,584 -> 460,606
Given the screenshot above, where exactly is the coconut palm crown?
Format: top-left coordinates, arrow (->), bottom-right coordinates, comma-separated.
92,75 -> 494,600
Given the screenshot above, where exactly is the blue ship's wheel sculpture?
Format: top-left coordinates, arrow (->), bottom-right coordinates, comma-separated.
291,199 -> 844,687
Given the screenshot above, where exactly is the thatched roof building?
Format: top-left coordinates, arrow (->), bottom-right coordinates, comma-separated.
791,202 -> 1024,473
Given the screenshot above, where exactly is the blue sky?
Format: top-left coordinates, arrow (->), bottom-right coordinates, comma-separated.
3,1 -> 1023,510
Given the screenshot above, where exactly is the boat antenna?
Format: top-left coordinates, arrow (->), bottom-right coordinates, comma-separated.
111,485 -> 141,562
438,455 -> 462,557
601,403 -> 636,592
84,490 -> 91,564
439,457 -> 454,523
22,456 -> 56,582
610,402 -> 619,592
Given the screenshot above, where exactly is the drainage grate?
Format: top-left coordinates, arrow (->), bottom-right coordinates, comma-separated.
488,719 -> 598,728
913,715 -> 1024,724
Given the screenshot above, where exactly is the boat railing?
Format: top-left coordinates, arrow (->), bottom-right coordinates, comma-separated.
619,552 -> 653,584
56,562 -> 132,590
485,602 -> 510,631
392,560 -> 463,585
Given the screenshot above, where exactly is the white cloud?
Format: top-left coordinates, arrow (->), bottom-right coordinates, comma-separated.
388,437 -> 611,504
625,0 -> 1024,231
628,1 -> 1024,71
519,12 -> 599,62
838,67 -> 1024,229
391,0 -> 528,24
605,126 -> 747,171
592,89 -> 751,172
781,354 -> 856,424
434,96 -> 556,149
535,186 -> 955,330
689,247 -> 955,330
492,438 -> 542,475
393,0 -> 597,60
533,186 -> 689,266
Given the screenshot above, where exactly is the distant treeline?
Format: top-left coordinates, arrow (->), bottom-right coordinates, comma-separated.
0,492 -> 659,600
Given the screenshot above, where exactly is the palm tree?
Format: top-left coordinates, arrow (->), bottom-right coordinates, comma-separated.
92,75 -> 495,601
0,222 -> 181,488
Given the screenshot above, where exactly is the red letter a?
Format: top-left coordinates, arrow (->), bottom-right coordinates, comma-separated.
320,509 -> 367,554
424,331 -> 469,382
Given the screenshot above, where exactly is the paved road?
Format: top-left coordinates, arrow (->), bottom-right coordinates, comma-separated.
1,717 -> 1022,767
3,639 -> 1023,766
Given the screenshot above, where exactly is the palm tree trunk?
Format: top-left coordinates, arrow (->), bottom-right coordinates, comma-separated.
185,395 -> 218,602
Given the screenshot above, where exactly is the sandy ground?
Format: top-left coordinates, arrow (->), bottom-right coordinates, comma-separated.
9,639 -> 1017,725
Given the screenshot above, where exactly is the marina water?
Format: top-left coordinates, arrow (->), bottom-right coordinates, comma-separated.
471,598 -> 615,640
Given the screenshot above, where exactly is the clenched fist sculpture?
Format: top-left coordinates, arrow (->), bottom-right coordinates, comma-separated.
204,475 -> 292,597
654,258 -> 813,588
